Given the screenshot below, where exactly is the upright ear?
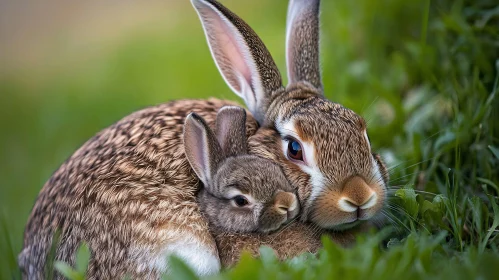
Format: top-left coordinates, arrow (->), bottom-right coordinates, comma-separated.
216,106 -> 248,157
285,0 -> 323,91
183,112 -> 224,186
191,0 -> 283,124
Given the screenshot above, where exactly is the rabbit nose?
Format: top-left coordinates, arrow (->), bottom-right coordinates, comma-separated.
274,192 -> 298,215
338,176 -> 377,213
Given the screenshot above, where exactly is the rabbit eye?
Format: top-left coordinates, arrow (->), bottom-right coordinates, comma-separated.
232,195 -> 249,207
287,139 -> 303,161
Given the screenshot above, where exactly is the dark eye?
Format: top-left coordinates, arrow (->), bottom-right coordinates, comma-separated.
233,195 -> 249,207
287,139 -> 303,161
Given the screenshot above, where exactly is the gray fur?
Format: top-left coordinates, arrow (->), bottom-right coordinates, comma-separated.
184,107 -> 299,234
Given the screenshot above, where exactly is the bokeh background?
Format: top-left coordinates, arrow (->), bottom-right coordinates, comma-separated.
1,0 -> 497,278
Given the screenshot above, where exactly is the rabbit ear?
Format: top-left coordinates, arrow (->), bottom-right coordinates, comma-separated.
285,0 -> 323,91
191,0 -> 283,124
184,112 -> 223,186
216,106 -> 248,157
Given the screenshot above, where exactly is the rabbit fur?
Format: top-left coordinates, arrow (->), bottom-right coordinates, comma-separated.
183,107 -> 299,234
20,0 -> 389,278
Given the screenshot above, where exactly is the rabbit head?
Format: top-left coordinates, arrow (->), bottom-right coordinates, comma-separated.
192,0 -> 389,231
183,106 -> 299,233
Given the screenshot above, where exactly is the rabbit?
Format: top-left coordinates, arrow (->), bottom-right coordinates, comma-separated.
20,0 -> 390,278
183,106 -> 299,235
186,0 -> 389,264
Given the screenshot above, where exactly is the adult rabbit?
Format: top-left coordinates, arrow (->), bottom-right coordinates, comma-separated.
192,0 -> 388,232
19,0 -> 388,278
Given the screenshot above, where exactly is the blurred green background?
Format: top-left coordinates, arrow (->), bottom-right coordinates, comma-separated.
1,0 -> 498,279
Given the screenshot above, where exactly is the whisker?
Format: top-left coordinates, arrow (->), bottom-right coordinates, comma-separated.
386,205 -> 429,233
310,223 -> 324,239
387,186 -> 437,197
371,215 -> 387,230
421,129 -> 447,143
386,155 -> 440,174
382,210 -> 412,233
273,216 -> 300,235
361,96 -> 380,117
388,171 -> 422,184
381,211 -> 406,234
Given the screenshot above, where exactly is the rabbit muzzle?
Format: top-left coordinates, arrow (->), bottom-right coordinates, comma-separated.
309,176 -> 385,230
258,191 -> 299,233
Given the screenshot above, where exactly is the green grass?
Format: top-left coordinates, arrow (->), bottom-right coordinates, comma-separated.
1,0 -> 498,279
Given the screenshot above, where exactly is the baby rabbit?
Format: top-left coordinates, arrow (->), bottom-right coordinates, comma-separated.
183,106 -> 299,234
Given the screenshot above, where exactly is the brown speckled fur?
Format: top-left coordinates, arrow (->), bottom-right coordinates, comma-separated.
20,99 -> 257,279
20,0 -> 389,278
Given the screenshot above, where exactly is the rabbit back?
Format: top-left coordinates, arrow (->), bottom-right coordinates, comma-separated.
20,98 -> 258,279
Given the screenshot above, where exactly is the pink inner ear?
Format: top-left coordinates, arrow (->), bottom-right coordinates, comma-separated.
285,0 -> 302,85
219,22 -> 252,92
199,6 -> 253,96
